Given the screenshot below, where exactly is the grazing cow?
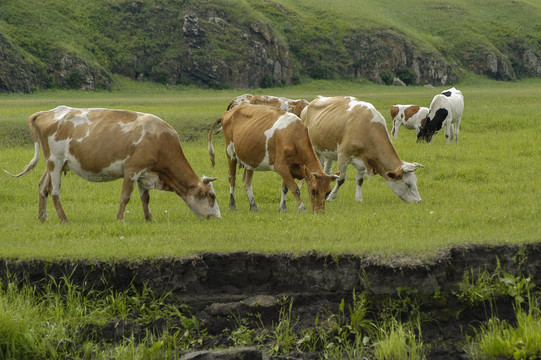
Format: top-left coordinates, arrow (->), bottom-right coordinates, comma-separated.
301,96 -> 424,203
390,104 -> 429,138
417,87 -> 464,144
227,94 -> 309,117
5,106 -> 221,222
208,103 -> 338,213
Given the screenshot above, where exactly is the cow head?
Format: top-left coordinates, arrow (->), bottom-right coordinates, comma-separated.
385,162 -> 423,203
417,108 -> 448,143
184,176 -> 221,218
303,167 -> 339,212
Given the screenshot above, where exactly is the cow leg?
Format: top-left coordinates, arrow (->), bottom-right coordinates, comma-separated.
323,158 -> 333,174
445,122 -> 453,144
227,155 -> 238,211
48,161 -> 69,223
327,155 -> 348,201
38,170 -> 51,222
355,170 -> 366,201
454,118 -> 461,144
279,183 -> 288,213
274,164 -> 306,213
117,176 -> 136,221
138,184 -> 153,221
242,169 -> 258,211
391,121 -> 400,138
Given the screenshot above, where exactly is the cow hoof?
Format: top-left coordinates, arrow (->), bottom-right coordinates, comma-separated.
297,204 -> 307,213
279,207 -> 287,213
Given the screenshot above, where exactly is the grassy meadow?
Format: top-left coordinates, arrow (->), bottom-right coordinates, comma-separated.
0,76 -> 540,261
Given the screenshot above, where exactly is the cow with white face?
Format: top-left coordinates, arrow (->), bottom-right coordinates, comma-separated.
390,104 -> 429,138
301,96 -> 424,203
208,103 -> 338,213
227,94 -> 309,117
5,106 -> 221,222
417,87 -> 464,144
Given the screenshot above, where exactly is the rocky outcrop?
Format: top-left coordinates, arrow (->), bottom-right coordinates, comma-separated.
345,31 -> 458,86
51,52 -> 112,91
0,33 -> 47,93
174,13 -> 293,88
0,33 -> 111,92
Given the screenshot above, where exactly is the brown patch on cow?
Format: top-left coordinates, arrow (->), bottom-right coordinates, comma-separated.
68,111 -> 146,174
404,106 -> 421,121
221,104 -> 270,168
33,111 -> 60,159
251,97 -> 281,109
390,105 -> 399,120
420,115 -> 429,127
288,100 -> 309,117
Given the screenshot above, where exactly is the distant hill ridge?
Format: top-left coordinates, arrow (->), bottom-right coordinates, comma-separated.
1,0 -> 540,92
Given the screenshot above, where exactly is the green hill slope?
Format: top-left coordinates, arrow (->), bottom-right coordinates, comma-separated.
0,0 -> 540,92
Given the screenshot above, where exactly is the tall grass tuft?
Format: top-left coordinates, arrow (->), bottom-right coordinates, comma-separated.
372,318 -> 426,360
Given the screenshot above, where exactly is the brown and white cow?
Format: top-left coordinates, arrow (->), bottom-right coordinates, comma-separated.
227,94 -> 309,117
390,104 -> 429,138
208,103 -> 338,213
301,96 -> 424,203
5,106 -> 221,222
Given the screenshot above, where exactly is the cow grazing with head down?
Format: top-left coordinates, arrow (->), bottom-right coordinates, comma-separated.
5,106 -> 221,222
417,87 -> 464,144
208,103 -> 338,213
390,104 -> 429,138
301,96 -> 424,203
227,94 -> 309,117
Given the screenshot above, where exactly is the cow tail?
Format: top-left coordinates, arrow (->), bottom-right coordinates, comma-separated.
208,118 -> 222,168
226,100 -> 235,111
3,111 -> 44,178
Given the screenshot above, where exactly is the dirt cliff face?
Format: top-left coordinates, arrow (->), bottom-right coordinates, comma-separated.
1,244 -> 540,358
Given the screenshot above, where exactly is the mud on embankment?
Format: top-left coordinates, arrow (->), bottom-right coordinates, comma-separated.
2,243 -> 540,358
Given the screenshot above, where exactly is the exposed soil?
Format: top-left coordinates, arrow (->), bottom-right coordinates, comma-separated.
2,243 -> 540,359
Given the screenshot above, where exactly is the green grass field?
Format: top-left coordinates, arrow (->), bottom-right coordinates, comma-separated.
1,76 -> 539,260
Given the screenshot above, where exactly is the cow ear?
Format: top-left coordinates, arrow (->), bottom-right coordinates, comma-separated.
302,166 -> 314,179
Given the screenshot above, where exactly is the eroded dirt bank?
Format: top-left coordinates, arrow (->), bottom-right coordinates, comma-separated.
2,243 -> 540,358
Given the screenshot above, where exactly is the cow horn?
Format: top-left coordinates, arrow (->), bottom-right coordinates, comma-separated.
202,176 -> 218,184
402,162 -> 424,173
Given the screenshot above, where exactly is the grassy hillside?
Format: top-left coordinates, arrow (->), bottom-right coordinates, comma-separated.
1,0 -> 540,91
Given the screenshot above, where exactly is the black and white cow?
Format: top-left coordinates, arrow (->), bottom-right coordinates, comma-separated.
417,87 -> 464,144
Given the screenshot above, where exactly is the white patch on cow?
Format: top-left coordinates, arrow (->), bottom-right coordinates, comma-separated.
246,113 -> 299,171
346,98 -> 375,113
265,113 -> 298,137
350,156 -> 367,173
346,98 -> 385,126
226,141 -> 236,160
133,170 -> 163,190
68,155 -> 126,182
316,96 -> 333,102
53,106 -> 72,120
120,120 -> 146,146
